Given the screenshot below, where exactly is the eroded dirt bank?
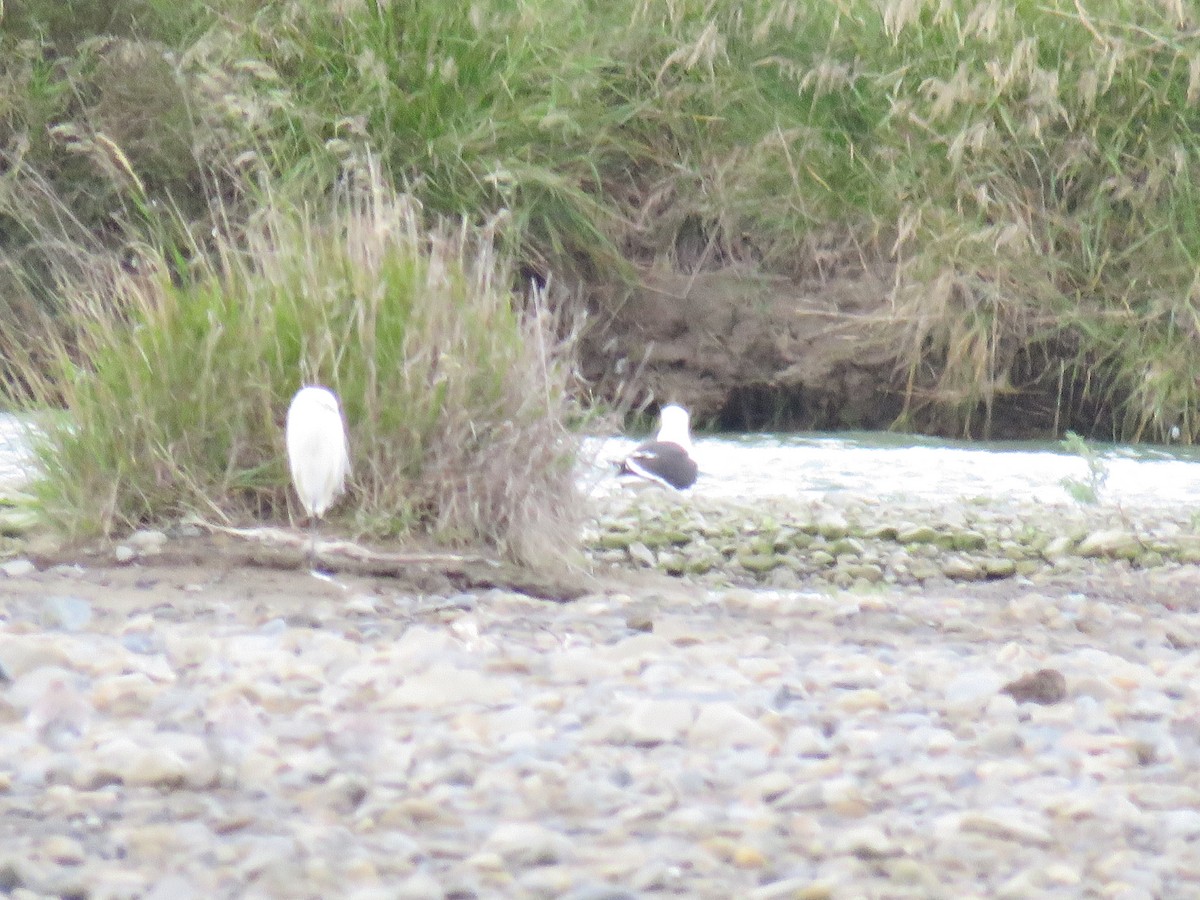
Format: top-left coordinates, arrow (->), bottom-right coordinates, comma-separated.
579,264 -> 903,432
577,262 -> 1092,439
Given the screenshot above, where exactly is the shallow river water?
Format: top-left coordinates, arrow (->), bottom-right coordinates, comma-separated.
587,430 -> 1200,512
8,413 -> 1200,512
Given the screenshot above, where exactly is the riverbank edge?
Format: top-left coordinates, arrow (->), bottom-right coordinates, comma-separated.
3,487 -> 1197,594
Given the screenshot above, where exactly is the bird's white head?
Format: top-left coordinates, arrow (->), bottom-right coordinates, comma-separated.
295,385 -> 341,416
656,403 -> 692,450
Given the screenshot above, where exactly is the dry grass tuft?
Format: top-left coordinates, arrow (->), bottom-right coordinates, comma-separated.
8,158 -> 581,566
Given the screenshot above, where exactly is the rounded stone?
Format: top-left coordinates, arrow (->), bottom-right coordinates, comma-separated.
897,524 -> 940,544
483,822 -> 575,868
942,557 -> 983,580
737,552 -> 779,573
0,558 -> 36,578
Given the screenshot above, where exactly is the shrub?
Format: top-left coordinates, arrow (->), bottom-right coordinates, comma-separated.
15,159 -> 580,565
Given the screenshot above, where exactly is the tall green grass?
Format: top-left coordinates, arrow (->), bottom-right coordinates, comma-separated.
868,0 -> 1200,439
12,160 -> 580,563
4,0 -> 1200,439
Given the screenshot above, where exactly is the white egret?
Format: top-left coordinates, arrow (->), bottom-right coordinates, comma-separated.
285,385 -> 351,563
617,403 -> 698,490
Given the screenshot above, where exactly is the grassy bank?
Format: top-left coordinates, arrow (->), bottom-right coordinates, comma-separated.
3,0 -> 1200,442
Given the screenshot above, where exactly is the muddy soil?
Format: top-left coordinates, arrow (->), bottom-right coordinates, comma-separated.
578,262 -> 1087,439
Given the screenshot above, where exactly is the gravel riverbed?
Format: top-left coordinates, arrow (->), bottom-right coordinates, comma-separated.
1,492 -> 1200,898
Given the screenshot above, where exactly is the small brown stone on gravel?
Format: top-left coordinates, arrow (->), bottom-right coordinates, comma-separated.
625,613 -> 654,632
1001,668 -> 1068,705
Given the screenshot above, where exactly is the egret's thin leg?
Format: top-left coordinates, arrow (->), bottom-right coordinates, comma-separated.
308,518 -> 318,567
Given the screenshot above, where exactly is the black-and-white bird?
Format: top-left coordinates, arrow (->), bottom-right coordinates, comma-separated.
617,403 -> 698,490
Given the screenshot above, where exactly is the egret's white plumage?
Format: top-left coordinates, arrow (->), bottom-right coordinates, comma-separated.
286,386 -> 351,560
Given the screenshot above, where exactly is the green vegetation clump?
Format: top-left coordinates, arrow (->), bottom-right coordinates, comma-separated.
13,161 -> 580,564
3,0 -> 1200,441
1059,431 -> 1111,506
